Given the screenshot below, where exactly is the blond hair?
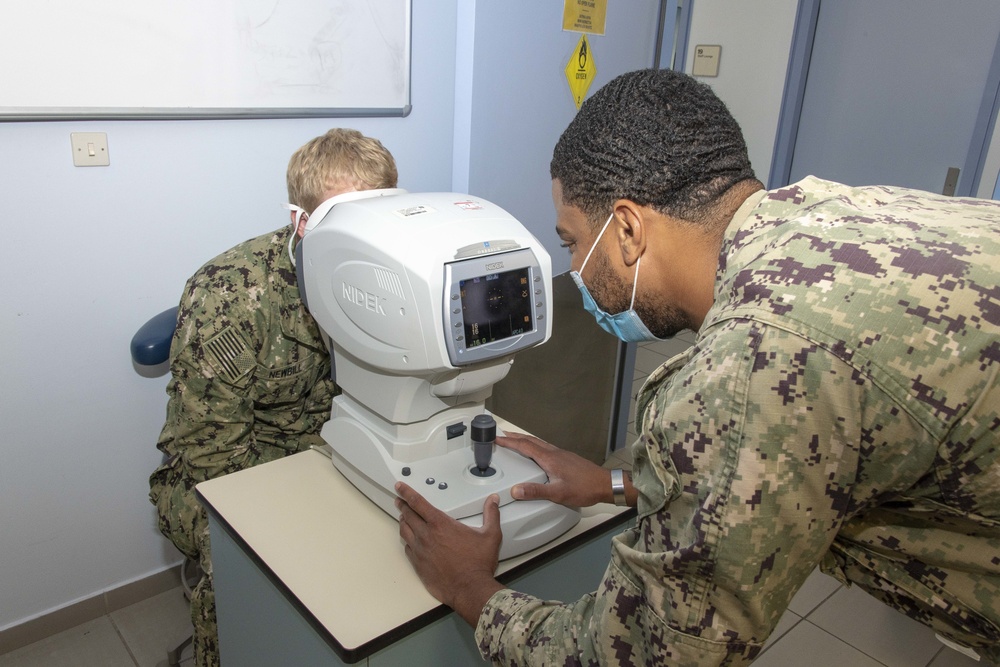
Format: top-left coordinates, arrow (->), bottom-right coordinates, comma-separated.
286,128 -> 398,214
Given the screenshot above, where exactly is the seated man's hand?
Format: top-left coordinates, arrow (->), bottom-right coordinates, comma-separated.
499,433 -> 616,508
395,482 -> 505,627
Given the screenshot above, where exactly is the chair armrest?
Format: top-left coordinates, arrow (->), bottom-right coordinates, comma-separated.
130,307 -> 179,366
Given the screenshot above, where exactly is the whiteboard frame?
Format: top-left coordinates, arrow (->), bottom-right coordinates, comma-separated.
0,105 -> 412,122
0,1 -> 412,122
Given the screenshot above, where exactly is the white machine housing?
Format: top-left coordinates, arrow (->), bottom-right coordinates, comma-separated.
298,190 -> 579,559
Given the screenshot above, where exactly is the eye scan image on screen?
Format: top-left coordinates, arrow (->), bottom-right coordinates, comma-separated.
297,189 -> 579,560
460,268 -> 534,348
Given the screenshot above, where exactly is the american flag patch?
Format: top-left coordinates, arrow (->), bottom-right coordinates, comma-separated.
204,327 -> 255,382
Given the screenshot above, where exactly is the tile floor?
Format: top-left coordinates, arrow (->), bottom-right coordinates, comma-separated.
0,336 -> 988,666
0,585 -> 194,667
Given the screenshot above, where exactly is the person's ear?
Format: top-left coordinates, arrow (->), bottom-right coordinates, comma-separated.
295,212 -> 309,239
610,200 -> 647,266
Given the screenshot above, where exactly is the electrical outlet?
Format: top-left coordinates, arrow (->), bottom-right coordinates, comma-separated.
71,132 -> 110,167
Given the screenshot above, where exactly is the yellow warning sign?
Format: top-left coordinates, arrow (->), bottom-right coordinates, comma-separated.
565,34 -> 597,110
562,0 -> 608,35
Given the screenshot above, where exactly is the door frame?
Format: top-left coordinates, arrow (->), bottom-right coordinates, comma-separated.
767,0 -> 820,190
963,29 -> 1000,197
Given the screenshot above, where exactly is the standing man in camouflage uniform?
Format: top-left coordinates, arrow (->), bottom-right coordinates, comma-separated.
149,128 -> 398,667
395,69 -> 1000,665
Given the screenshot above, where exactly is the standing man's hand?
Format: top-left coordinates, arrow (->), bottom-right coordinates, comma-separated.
499,433 -> 636,508
395,482 -> 506,626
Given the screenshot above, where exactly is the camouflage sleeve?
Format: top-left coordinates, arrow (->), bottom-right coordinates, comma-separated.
476,319 -> 891,665
156,277 -> 263,484
475,588 -> 603,666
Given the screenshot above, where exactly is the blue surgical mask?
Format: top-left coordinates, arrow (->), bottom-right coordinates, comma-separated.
569,213 -> 667,343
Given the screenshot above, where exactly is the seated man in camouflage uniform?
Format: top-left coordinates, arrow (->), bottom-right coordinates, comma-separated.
149,128 -> 397,667
396,69 -> 1000,665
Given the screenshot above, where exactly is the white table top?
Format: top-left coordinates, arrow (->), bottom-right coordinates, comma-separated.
197,445 -> 632,660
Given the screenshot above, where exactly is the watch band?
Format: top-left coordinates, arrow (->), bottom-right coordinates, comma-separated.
611,468 -> 627,506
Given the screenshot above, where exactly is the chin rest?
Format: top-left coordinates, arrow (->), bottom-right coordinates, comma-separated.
130,307 -> 179,366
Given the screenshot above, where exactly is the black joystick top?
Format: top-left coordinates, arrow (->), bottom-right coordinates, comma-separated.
470,414 -> 497,477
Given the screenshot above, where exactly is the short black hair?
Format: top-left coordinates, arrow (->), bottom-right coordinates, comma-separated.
551,68 -> 756,224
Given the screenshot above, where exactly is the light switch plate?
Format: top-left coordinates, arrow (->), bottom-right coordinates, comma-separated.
71,132 -> 110,167
692,45 -> 721,77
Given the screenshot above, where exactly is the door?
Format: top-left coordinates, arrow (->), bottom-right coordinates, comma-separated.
784,0 -> 1000,195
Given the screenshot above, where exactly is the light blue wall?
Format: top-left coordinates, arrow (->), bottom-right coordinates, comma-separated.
459,1 -> 663,275
0,0 -> 458,631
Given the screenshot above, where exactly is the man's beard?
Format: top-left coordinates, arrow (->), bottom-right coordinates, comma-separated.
588,250 -> 690,338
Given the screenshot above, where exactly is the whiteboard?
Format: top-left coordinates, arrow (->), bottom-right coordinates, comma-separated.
0,0 -> 411,120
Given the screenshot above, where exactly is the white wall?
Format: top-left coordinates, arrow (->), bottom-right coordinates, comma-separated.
0,0 -> 458,631
683,0 -> 799,185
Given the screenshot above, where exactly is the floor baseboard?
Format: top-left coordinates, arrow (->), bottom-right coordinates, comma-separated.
0,564 -> 183,656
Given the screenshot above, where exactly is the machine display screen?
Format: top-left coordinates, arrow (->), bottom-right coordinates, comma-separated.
459,267 -> 534,348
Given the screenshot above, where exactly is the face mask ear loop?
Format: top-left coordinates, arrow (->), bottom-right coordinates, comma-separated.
629,255 -> 641,309
283,203 -> 309,267
579,213 -> 615,276
287,229 -> 297,267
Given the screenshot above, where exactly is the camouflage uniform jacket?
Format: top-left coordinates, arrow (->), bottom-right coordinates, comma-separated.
153,225 -> 337,486
476,177 -> 1000,665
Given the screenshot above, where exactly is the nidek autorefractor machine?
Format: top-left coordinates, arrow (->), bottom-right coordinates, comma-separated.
297,190 -> 579,559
